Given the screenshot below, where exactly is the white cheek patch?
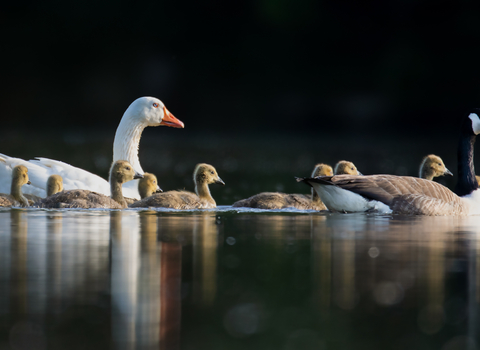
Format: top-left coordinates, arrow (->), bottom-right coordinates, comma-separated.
468,113 -> 480,135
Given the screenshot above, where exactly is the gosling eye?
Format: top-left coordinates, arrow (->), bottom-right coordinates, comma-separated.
210,171 -> 214,175
126,167 -> 130,171
153,103 -> 159,108
153,181 -> 156,184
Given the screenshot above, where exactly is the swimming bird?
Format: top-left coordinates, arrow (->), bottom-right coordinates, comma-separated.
47,175 -> 64,196
130,163 -> 224,209
419,154 -> 453,180
138,173 -> 163,199
334,160 -> 362,176
37,160 -> 142,209
0,165 -> 32,207
232,163 -> 334,210
0,97 -> 183,199
297,110 -> 480,215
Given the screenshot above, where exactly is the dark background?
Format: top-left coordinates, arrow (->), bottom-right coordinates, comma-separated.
2,0 -> 480,203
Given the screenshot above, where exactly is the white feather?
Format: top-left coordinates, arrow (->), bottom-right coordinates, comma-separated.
310,182 -> 392,214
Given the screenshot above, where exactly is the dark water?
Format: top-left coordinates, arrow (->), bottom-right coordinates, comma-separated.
0,207 -> 479,350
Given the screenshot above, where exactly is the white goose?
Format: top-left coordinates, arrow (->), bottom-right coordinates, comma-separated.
297,110 -> 480,216
0,96 -> 183,199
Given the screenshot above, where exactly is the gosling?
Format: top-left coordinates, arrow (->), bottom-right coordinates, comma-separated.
37,160 -> 142,209
334,160 -> 362,176
419,154 -> 453,180
0,165 -> 32,207
139,173 -> 163,199
130,163 -> 224,209
232,163 -> 334,210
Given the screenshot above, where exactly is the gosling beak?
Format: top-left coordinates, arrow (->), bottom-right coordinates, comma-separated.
215,177 -> 225,185
445,168 -> 453,176
134,172 -> 144,180
27,181 -> 31,185
357,171 -> 363,176
160,106 -> 184,128
156,185 -> 163,193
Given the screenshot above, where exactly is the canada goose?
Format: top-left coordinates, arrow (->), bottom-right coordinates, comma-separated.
0,165 -> 32,207
139,173 -> 163,199
419,154 -> 453,180
297,110 -> 480,215
37,160 -> 143,209
0,97 -> 183,199
130,164 -> 224,209
232,163 -> 334,210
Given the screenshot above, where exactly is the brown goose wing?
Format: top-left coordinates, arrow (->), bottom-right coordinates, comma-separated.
307,175 -> 461,206
389,194 -> 466,215
130,191 -> 202,209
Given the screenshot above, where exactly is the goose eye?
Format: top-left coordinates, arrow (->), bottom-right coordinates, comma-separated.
126,167 -> 130,171
153,103 -> 159,108
211,171 -> 214,174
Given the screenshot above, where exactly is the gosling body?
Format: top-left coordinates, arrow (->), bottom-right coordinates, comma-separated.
130,164 -> 224,209
37,161 -> 141,209
233,163 -> 340,210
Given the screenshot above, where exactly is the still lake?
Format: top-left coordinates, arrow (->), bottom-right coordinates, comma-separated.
0,207 -> 478,350
0,128 -> 478,349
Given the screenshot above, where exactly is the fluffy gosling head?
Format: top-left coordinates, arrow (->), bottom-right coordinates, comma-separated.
47,175 -> 63,197
334,160 -> 361,175
311,163 -> 333,177
419,154 -> 453,180
12,165 -> 30,188
138,173 -> 163,199
194,163 -> 225,187
109,160 -> 143,184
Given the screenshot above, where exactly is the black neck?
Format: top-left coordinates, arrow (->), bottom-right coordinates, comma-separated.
455,134 -> 478,196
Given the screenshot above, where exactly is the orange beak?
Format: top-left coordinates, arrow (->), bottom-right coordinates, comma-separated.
160,106 -> 184,128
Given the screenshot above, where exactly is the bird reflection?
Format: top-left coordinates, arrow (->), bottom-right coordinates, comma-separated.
310,215 -> 331,312
110,210 -> 185,350
10,209 -> 28,317
110,210 -> 140,349
46,213 -> 63,314
193,213 -> 220,307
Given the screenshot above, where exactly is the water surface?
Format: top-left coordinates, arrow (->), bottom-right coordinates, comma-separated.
0,208 -> 478,350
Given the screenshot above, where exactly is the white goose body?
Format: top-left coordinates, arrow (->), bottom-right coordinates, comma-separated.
298,111 -> 480,216
0,97 -> 183,199
309,180 -> 392,213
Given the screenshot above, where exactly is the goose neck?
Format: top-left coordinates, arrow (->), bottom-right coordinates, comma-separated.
195,182 -> 216,206
311,188 -> 320,203
455,134 -> 478,196
110,176 -> 127,208
11,182 -> 27,206
113,116 -> 147,175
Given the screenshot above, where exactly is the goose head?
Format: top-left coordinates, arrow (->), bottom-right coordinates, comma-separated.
419,155 -> 452,180
110,160 -> 144,185
12,165 -> 30,188
334,160 -> 362,175
47,175 -> 64,196
125,97 -> 184,128
194,163 -> 225,187
138,173 -> 162,199
312,163 -> 333,177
